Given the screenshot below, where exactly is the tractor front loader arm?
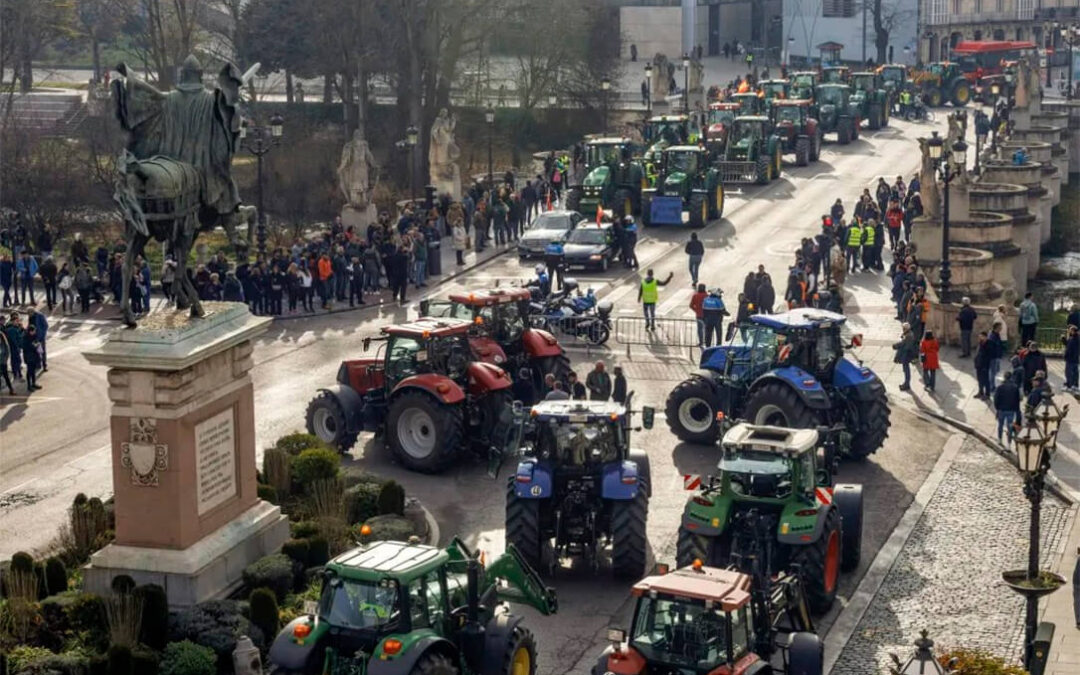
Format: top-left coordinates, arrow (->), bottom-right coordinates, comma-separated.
485,543 -> 559,615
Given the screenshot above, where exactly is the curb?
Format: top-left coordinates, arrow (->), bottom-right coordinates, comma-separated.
420,501 -> 441,547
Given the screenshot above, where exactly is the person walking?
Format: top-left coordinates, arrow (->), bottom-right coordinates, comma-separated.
612,365 -> 628,404
586,361 -> 612,401
638,269 -> 674,331
987,322 -> 1006,392
387,245 -> 409,305
690,283 -> 707,346
1019,292 -> 1039,346
1021,342 -> 1048,395
0,321 -> 14,395
956,297 -> 977,357
39,256 -> 58,311
993,372 -> 1021,447
26,307 -> 47,372
4,313 -> 23,381
22,324 -> 42,392
1062,324 -> 1079,393
57,261 -> 74,314
893,322 -> 918,391
317,252 -> 333,310
919,330 -> 940,392
0,254 -> 12,308
74,262 -> 94,313
16,250 -> 37,306
974,331 -> 992,399
685,232 -> 705,286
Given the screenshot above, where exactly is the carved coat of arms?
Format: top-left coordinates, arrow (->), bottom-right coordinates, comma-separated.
120,418 -> 169,486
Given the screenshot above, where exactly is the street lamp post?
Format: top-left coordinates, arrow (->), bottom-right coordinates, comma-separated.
601,77 -> 611,134
1059,23 -> 1079,99
895,630 -> 952,675
644,64 -> 653,118
1046,23 -> 1055,88
926,131 -> 967,303
239,113 -> 285,259
405,125 -> 419,204
485,105 -> 495,189
682,53 -> 691,113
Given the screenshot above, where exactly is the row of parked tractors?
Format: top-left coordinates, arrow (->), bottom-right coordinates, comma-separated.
289,280 -> 891,674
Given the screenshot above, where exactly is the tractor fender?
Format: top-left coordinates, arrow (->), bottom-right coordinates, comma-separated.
392,374 -> 466,405
368,634 -> 458,675
480,612 -> 525,675
521,328 -> 564,358
601,460 -> 642,500
680,497 -> 732,538
466,361 -> 513,396
314,384 -> 367,434
833,483 -> 864,537
779,503 -> 836,545
512,459 -> 553,498
469,335 -> 509,367
748,367 -> 831,409
267,616 -> 326,672
832,359 -> 885,400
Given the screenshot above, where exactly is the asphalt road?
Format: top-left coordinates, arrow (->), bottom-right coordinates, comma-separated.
2,112 -> 955,672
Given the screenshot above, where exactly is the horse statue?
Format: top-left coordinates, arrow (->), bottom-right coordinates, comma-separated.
111,55 -> 257,327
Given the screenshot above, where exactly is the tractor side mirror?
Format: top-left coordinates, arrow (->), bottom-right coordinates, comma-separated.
641,406 -> 656,429
849,333 -> 863,348
419,299 -> 431,316
363,337 -> 371,352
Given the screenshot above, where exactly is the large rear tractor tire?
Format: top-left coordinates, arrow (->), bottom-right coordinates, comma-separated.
791,508 -> 842,614
386,391 -> 464,473
688,193 -> 707,228
410,651 -> 459,675
812,131 -> 822,161
795,136 -> 811,167
837,120 -> 852,145
743,381 -> 823,429
847,385 -> 891,459
676,528 -> 731,568
665,376 -> 721,444
788,633 -> 824,675
505,481 -> 543,571
754,154 -> 771,185
500,626 -> 538,675
565,188 -> 582,214
834,484 -> 864,573
305,391 -> 358,451
951,79 -> 971,107
925,86 -> 944,107
535,353 -> 572,392
868,104 -> 883,130
774,146 -> 783,178
610,491 -> 648,580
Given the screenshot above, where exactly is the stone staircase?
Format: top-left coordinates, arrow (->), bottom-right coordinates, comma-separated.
4,90 -> 88,136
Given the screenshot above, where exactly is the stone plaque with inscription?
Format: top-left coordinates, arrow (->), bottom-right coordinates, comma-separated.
195,408 -> 237,515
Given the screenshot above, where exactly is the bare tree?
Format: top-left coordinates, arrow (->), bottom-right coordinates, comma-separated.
866,0 -> 917,65
119,0 -> 206,86
1,0 -> 78,93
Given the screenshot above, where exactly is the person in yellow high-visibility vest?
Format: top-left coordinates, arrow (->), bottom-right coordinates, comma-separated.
637,268 -> 674,331
861,219 -> 876,271
845,219 -> 864,274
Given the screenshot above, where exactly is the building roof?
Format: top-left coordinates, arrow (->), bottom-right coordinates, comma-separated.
631,565 -> 752,610
750,308 -> 847,330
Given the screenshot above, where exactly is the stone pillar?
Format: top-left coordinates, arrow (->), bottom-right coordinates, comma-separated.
969,183 -> 1035,292
980,161 -> 1051,254
1042,100 -> 1080,174
82,303 -> 288,607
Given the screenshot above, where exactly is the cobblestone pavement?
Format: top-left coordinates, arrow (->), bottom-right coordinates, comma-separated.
831,436 -> 1073,673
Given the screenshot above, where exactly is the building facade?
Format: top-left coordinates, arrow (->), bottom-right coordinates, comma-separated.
613,0 -> 782,61
783,0 -> 921,66
919,0 -> 1080,63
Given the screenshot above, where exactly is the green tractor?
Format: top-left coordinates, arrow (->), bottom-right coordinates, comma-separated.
788,71 -> 820,101
820,65 -> 852,85
758,79 -> 791,107
814,83 -> 860,145
713,115 -> 783,185
910,61 -> 971,107
641,145 -> 725,228
268,537 -> 557,675
565,137 -> 646,219
643,114 -> 703,162
877,64 -> 909,112
850,71 -> 890,130
675,423 -> 864,614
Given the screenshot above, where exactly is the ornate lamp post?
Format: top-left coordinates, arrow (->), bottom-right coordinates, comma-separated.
239,112 -> 285,259
601,77 -> 611,133
644,63 -> 653,118
405,124 -> 419,203
926,131 -> 967,303
682,53 -> 691,112
1059,23 -> 1079,99
485,106 -> 495,188
894,630 -> 952,675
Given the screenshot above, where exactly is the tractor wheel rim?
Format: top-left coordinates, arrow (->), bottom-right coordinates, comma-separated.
313,408 -> 337,441
716,187 -> 723,211
511,646 -> 531,675
678,397 -> 714,434
702,200 -> 707,222
825,529 -> 841,593
753,403 -> 789,427
396,408 -> 438,459
625,197 -> 632,215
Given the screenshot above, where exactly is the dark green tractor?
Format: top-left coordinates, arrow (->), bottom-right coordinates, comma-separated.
675,423 -> 864,614
565,138 -> 646,219
268,538 -> 557,675
814,84 -> 859,145
641,146 -> 725,228
643,114 -> 703,163
714,115 -> 783,185
820,66 -> 852,85
910,62 -> 971,107
877,64 -> 909,112
729,92 -> 766,116
850,72 -> 890,130
788,71 -> 820,102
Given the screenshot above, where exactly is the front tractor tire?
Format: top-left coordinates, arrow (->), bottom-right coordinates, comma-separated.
847,386 -> 891,460
754,153 -> 771,185
792,507 -> 842,614
500,626 -> 538,675
743,381 -> 823,429
610,491 -> 648,580
410,652 -> 459,675
505,482 -> 543,570
665,377 -> 721,444
708,183 -> 725,220
386,391 -> 464,473
565,188 -> 582,213
688,192 -> 707,228
795,136 -> 811,167
306,391 -> 358,451
837,120 -> 852,145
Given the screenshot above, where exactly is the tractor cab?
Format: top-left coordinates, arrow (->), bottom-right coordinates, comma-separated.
715,424 -> 823,502
706,102 -> 741,151
729,92 -> 765,116
725,117 -> 770,160
375,320 -> 477,389
644,115 -> 701,161
583,138 -> 634,169
877,64 -> 908,91
527,400 -> 637,467
821,66 -> 851,84
788,71 -> 820,101
815,83 -> 850,109
759,79 -> 790,105
770,101 -> 811,137
851,72 -> 881,94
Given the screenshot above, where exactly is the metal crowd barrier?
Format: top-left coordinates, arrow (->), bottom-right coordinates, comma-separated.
1035,327 -> 1067,356
614,316 -> 702,360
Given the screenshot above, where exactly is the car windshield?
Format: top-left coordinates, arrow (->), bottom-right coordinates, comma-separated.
631,596 -> 728,667
775,106 -> 802,123
319,578 -> 399,630
666,152 -> 697,173
529,214 -> 572,232
568,229 -> 609,245
817,87 -> 844,105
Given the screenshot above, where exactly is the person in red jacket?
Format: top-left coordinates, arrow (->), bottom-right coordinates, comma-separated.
690,283 -> 707,346
885,200 -> 904,250
920,329 -> 940,392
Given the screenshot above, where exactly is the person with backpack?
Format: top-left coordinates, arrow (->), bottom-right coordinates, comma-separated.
893,322 -> 918,391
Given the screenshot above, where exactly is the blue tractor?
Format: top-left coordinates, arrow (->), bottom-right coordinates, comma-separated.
505,398 -> 655,580
664,309 -> 890,459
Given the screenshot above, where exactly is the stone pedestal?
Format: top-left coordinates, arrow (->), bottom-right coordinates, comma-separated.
82,303 -> 288,607
341,204 -> 377,230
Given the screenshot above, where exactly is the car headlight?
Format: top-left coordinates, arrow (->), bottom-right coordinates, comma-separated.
589,254 -> 603,260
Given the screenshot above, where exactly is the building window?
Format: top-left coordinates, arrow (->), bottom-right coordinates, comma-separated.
822,0 -> 856,18
952,0 -> 961,14
974,0 -> 982,14
997,0 -> 1003,12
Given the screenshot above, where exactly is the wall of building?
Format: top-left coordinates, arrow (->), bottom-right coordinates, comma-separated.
784,0 -> 920,66
621,6 -> 690,60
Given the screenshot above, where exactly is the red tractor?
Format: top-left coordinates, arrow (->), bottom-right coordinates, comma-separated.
306,317 -> 515,473
769,99 -> 822,167
420,287 -> 573,389
705,101 -> 742,156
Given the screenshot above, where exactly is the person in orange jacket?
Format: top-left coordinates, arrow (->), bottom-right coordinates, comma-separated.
317,253 -> 334,310
919,329 -> 940,392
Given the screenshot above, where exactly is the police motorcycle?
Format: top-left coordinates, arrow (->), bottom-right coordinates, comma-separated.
528,278 -> 612,345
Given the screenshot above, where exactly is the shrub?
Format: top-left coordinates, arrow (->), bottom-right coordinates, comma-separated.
281,539 -> 310,567
7,646 -> 54,672
137,583 -> 170,650
291,521 -> 319,539
25,651 -> 92,675
363,514 -> 418,543
275,432 -> 330,456
345,482 -> 381,525
256,483 -> 278,503
71,497 -> 109,562
263,447 -> 292,498
307,537 -> 331,567
242,554 -> 294,602
132,646 -> 160,675
291,448 -> 340,487
159,640 -> 217,675
11,550 -> 35,574
168,600 -> 265,668
938,649 -> 1028,675
40,589 -> 82,635
44,557 -> 68,596
105,589 -> 144,648
111,574 -> 136,594
248,587 -> 280,644
377,481 -> 406,516
107,645 -> 133,675
66,591 -> 109,651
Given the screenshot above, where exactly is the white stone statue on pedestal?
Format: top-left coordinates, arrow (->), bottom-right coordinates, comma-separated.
651,54 -> 671,100
337,128 -> 378,226
429,108 -> 462,200
918,136 -> 942,220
